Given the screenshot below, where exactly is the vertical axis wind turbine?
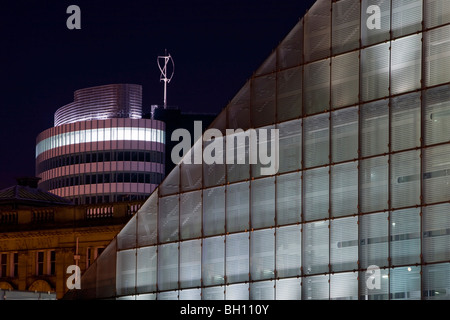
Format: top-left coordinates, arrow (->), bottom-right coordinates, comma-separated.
157,50 -> 175,109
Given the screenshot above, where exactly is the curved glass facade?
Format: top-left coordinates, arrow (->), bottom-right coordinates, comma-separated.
73,0 -> 450,300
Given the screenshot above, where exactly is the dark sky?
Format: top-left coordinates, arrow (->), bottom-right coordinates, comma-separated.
0,0 -> 316,190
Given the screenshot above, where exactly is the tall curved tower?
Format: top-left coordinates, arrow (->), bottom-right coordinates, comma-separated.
36,84 -> 165,205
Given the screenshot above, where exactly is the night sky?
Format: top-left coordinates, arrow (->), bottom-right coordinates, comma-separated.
0,0 -> 316,190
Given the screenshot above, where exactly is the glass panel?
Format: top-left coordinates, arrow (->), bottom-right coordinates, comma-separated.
390,266 -> 421,300
203,135 -> 226,188
391,150 -> 421,209
302,274 -> 329,300
117,216 -> 136,250
137,193 -> 158,247
424,84 -> 450,146
330,272 -> 358,300
160,165 -> 180,196
226,283 -> 249,300
226,182 -> 249,233
251,177 -> 275,229
276,278 -> 301,300
276,225 -> 301,278
226,130 -> 250,183
96,238 -> 116,299
202,286 -> 224,300
116,249 -> 136,296
251,125 -> 277,179
425,25 -> 450,87
390,208 -> 421,266
360,99 -> 389,157
157,291 -> 178,300
226,233 -> 249,284
331,217 -> 358,272
180,139 -> 203,192
277,119 -> 301,173
276,172 -> 301,225
423,263 -> 450,300
158,195 -> 179,243
359,268 -> 389,300
277,21 -> 303,69
332,0 -> 360,54
360,212 -> 389,268
304,59 -> 330,115
277,66 -> 302,123
227,81 -> 251,130
331,106 -> 358,162
423,203 -> 450,263
304,167 -> 329,221
303,221 -> 329,275
136,246 -> 157,294
361,0 -> 391,46
391,92 -> 421,152
180,191 -> 202,240
360,156 -> 389,213
250,281 -> 274,300
179,240 -> 201,288
304,0 -> 331,62
158,243 -> 178,291
392,0 -> 422,37
303,113 -> 330,168
423,144 -> 450,204
250,229 -> 275,281
361,42 -> 390,102
331,162 -> 358,218
202,236 -> 225,286
251,74 -> 276,128
391,34 -> 422,95
255,50 -> 276,76
179,289 -> 201,300
203,186 -> 225,236
425,0 -> 450,28
331,51 -> 359,109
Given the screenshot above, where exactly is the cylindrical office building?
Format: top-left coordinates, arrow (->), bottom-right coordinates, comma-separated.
36,84 -> 165,205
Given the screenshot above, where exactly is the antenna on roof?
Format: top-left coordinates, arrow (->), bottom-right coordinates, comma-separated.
157,50 -> 175,109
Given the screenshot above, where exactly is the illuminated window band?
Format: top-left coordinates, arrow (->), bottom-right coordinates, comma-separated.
36,127 -> 165,158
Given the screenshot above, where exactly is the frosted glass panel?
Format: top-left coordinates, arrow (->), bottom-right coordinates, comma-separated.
226,233 -> 249,284
424,84 -> 450,146
158,243 -> 178,291
390,208 -> 421,266
226,130 -> 250,183
331,106 -> 358,162
250,229 -> 275,281
226,182 -> 249,233
360,100 -> 389,157
136,246 -> 157,294
180,139 -> 203,192
203,186 -> 225,236
304,59 -> 330,115
331,217 -> 358,272
425,0 -> 450,28
360,156 -> 389,213
250,281 -> 274,300
330,272 -> 358,300
159,165 -> 179,196
278,21 -> 303,69
423,204 -> 450,263
251,74 -> 276,128
360,268 -> 389,300
227,81 -> 250,131
360,212 -> 389,268
304,0 -> 331,62
202,286 -> 224,300
251,177 -> 275,229
391,92 -> 421,151
304,113 -> 330,168
276,225 -> 301,278
391,150 -> 421,208
303,221 -> 329,275
331,162 -> 358,217
392,0 -> 422,37
332,0 -> 360,54
159,195 -> 179,243
203,136 -> 225,188
277,67 -> 302,122
117,216 -> 136,250
180,191 -> 202,240
116,249 -> 136,296
276,172 -> 301,225
423,144 -> 450,204
423,263 -> 450,300
390,266 -> 421,300
391,34 -> 422,95
303,274 -> 329,300
331,52 -> 359,109
137,193 -> 158,247
179,289 -> 201,300
361,42 -> 390,101
361,0 -> 391,46
425,25 -> 450,87
96,239 -> 116,299
304,167 -> 329,221
276,278 -> 301,300
179,240 -> 201,288
202,236 -> 225,286
157,291 -> 178,300
226,283 -> 249,300
278,119 -> 301,173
